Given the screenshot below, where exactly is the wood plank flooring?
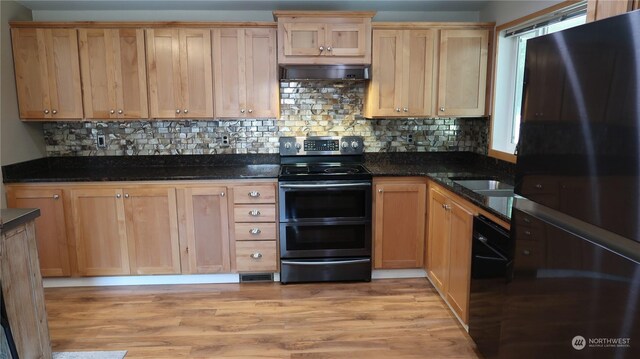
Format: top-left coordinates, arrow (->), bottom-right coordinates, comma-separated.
44,278 -> 480,358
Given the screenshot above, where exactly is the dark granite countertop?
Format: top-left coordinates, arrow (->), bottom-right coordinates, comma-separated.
1,208 -> 41,233
364,152 -> 515,222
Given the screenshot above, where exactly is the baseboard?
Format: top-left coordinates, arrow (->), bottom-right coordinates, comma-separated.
43,273 -> 240,288
371,269 -> 427,279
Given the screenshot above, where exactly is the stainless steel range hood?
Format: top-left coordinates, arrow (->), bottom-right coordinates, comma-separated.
279,65 -> 370,81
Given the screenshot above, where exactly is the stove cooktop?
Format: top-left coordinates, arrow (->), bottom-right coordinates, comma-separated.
279,163 -> 371,181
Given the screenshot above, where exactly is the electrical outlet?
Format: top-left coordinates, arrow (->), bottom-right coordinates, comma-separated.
97,134 -> 107,148
407,134 -> 414,143
221,135 -> 230,147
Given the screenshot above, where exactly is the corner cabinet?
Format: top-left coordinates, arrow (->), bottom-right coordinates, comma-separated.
11,28 -> 83,120
213,28 -> 279,118
373,178 -> 427,269
274,11 -> 374,65
437,29 -> 489,117
79,28 -> 148,119
365,29 -> 435,118
146,28 -> 214,118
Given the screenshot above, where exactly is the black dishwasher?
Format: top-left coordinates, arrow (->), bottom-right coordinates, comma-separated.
468,215 -> 511,359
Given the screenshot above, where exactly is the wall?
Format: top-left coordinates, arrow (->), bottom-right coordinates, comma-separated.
0,0 -> 45,208
479,0 -> 565,25
44,81 -> 488,156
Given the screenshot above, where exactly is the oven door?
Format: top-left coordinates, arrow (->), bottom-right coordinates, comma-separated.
278,181 -> 372,222
280,221 -> 371,258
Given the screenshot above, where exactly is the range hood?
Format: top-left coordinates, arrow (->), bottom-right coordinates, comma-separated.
279,65 -> 370,81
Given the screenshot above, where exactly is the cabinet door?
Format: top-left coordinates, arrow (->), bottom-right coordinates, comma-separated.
374,181 -> 426,269
326,22 -> 366,57
11,28 -> 52,118
587,0 -> 633,21
147,29 -> 182,118
114,29 -> 148,119
367,30 -> 403,117
405,30 -> 435,117
0,222 -> 52,359
281,23 -> 326,56
45,29 -> 83,119
427,188 -> 449,293
213,28 -> 245,118
8,188 -> 70,277
79,29 -> 119,119
437,29 -> 488,117
71,188 -> 130,276
123,187 -> 181,275
179,29 -> 213,118
245,28 -> 279,118
181,187 -> 230,273
446,200 -> 474,323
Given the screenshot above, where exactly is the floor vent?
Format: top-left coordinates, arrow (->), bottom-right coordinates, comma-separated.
240,273 -> 274,283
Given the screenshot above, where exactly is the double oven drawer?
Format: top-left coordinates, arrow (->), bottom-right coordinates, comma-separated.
233,184 -> 278,272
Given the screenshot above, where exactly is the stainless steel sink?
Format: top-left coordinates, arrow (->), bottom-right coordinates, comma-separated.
452,180 -> 514,197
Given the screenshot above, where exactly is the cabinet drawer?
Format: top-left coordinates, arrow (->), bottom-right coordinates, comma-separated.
234,222 -> 277,241
233,185 -> 276,204
514,240 -> 546,270
234,205 -> 276,222
236,241 -> 278,272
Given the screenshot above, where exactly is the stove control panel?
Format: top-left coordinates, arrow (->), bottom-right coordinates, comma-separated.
279,136 -> 364,156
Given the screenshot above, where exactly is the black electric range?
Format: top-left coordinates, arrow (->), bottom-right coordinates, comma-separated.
277,136 -> 372,284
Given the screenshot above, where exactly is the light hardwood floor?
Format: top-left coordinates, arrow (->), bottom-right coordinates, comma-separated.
44,278 -> 480,358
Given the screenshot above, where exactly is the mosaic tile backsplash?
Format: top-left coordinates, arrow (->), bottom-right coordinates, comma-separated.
43,81 -> 488,156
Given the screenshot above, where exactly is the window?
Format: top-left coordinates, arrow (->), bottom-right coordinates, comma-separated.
490,2 -> 587,160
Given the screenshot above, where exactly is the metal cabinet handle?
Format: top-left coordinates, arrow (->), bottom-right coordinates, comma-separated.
240,109 -> 245,113
124,193 -> 130,199
524,230 -> 531,236
327,46 -> 332,51
176,109 -> 181,114
52,109 -> 58,114
110,109 -> 115,114
319,46 -> 324,51
220,192 -> 225,197
43,109 -> 50,114
522,250 -> 531,256
116,193 -> 122,198
184,109 -> 188,114
118,109 -> 123,114
439,107 -> 445,112
395,108 -> 401,112
523,217 -> 531,223
535,184 -> 543,189
249,228 -> 261,235
249,210 -> 261,216
403,107 -> 408,112
250,252 -> 263,259
248,191 -> 261,198
248,109 -> 253,113
53,194 -> 60,200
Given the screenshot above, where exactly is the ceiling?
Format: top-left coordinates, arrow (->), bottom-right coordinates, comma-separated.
16,0 -> 490,12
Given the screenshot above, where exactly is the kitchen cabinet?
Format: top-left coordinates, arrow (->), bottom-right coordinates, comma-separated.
274,11 -> 374,65
1,219 -> 52,359
11,28 -> 82,120
79,28 -> 148,119
437,29 -> 489,117
427,185 -> 473,323
213,28 -> 279,118
146,28 -> 213,118
6,187 -> 71,277
179,187 -> 231,273
586,0 -> 635,22
366,29 -> 435,118
231,184 -> 278,272
373,178 -> 427,269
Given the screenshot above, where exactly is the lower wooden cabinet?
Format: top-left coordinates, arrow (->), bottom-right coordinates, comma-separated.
6,187 -> 71,277
427,185 -> 473,323
235,241 -> 278,272
373,177 -> 427,269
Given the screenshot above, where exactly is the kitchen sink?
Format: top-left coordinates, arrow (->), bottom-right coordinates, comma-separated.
452,180 -> 514,197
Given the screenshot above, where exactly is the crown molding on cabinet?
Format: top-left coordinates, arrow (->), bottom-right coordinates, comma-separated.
9,21 -> 277,28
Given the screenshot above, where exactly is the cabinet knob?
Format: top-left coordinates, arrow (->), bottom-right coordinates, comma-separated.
176,109 -> 181,114
240,109 -> 245,113
124,193 -> 130,199
53,194 -> 60,200
535,184 -> 543,189
250,252 -> 263,260
403,107 -> 408,112
248,191 -> 261,198
522,249 -> 531,256
220,192 -> 225,197
184,109 -> 188,114
395,108 -> 401,112
52,109 -> 58,114
116,193 -> 122,198
118,109 -> 123,114
110,109 -> 116,114
43,109 -> 50,114
439,107 -> 445,112
249,228 -> 262,235
249,210 -> 261,216
327,46 -> 332,51
378,189 -> 383,193
248,109 -> 253,114
319,46 -> 324,51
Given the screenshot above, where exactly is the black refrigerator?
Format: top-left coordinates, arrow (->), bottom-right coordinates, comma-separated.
504,9 -> 640,358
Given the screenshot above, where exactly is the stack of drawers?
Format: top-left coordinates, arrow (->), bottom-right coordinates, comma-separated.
232,184 -> 278,272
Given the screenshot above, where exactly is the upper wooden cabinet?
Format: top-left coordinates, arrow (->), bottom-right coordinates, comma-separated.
373,178 -> 427,269
213,28 -> 279,118
365,29 -> 435,118
79,28 -> 148,119
586,0 -> 636,22
146,28 -> 213,118
11,28 -> 83,120
437,29 -> 489,117
274,11 -> 374,65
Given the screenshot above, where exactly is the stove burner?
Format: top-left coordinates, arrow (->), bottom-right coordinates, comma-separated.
323,166 -> 360,174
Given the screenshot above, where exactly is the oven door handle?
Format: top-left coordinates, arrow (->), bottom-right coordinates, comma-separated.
279,183 -> 371,189
281,259 -> 371,265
